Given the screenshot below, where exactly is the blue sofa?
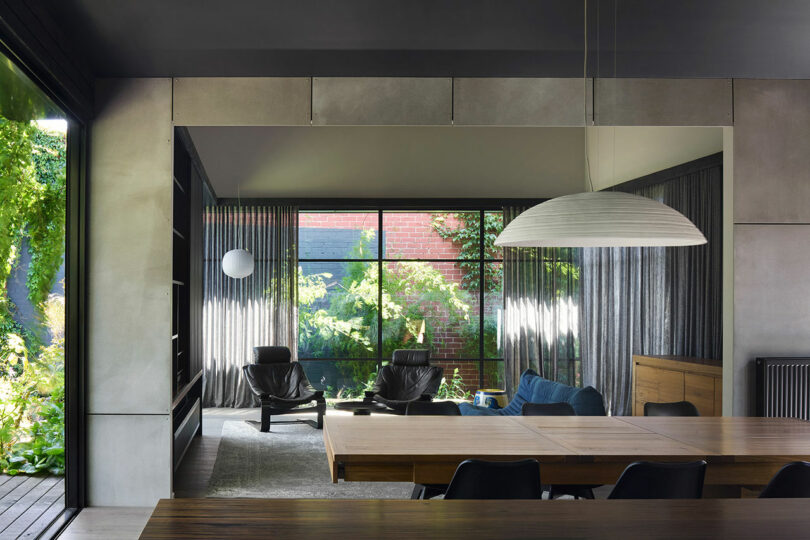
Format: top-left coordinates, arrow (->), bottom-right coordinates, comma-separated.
459,369 -> 606,416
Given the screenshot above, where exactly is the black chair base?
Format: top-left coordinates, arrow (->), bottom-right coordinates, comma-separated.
411,484 -> 448,499
252,402 -> 326,432
548,484 -> 596,499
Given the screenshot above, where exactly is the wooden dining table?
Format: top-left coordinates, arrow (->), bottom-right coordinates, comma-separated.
323,415 -> 810,488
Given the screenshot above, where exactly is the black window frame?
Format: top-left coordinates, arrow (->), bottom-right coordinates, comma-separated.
271,198 -> 544,389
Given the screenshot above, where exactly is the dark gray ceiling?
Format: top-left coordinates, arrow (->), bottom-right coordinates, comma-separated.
40,0 -> 810,79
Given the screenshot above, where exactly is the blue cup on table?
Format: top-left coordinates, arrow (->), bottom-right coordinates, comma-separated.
474,389 -> 507,409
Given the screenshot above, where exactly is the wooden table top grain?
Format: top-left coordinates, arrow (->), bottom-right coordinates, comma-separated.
140,498 -> 810,539
324,415 -> 810,485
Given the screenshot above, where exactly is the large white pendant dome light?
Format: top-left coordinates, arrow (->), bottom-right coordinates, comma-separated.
222,185 -> 254,278
495,191 -> 706,248
495,1 -> 706,249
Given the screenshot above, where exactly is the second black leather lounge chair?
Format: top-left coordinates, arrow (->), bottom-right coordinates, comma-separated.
242,346 -> 326,432
364,349 -> 443,414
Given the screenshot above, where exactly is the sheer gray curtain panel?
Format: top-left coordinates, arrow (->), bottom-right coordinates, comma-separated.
581,160 -> 723,415
502,206 -> 582,398
202,205 -> 298,407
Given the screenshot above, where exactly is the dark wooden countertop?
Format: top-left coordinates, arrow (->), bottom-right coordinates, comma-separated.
140,498 -> 810,539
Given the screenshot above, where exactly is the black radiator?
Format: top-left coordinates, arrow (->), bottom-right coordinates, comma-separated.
756,357 -> 810,420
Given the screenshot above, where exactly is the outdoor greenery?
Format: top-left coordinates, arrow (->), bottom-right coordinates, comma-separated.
0,115 -> 66,475
321,366 -> 472,401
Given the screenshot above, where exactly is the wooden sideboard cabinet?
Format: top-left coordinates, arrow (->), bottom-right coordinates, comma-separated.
632,355 -> 723,416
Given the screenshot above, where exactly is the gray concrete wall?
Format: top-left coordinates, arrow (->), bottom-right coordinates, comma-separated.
87,78 -> 173,505
84,77 -> 746,508
173,77 -> 311,126
595,78 -> 733,126
732,80 -> 810,416
312,77 -> 452,125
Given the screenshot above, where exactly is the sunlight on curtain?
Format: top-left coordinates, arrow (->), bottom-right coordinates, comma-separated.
202,206 -> 298,407
502,206 -> 581,397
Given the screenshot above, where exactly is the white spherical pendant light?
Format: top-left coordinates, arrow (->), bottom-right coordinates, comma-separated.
495,192 -> 707,248
222,248 -> 254,278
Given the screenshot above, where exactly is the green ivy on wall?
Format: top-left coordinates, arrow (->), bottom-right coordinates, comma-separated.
0,117 -> 66,323
430,212 -> 503,291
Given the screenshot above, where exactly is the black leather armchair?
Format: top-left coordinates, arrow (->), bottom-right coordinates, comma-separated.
242,346 -> 326,432
364,349 -> 443,414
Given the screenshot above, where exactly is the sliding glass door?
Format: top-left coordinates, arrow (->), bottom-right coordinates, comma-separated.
0,50 -> 78,535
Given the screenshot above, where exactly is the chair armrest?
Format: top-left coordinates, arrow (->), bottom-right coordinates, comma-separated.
363,390 -> 377,402
419,393 -> 435,401
313,389 -> 324,400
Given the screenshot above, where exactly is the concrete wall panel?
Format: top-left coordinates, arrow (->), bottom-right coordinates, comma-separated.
173,77 -> 311,126
734,79 -> 810,223
453,78 -> 591,126
312,77 -> 451,125
733,225 -> 810,415
89,78 -> 173,415
596,78 -> 733,126
87,414 -> 172,506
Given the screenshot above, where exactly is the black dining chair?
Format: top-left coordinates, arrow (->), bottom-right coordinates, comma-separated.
444,459 -> 543,500
608,461 -> 707,499
759,461 -> 810,498
521,402 -> 576,416
406,400 -> 461,416
521,401 -> 595,499
406,400 -> 460,499
644,401 -> 700,417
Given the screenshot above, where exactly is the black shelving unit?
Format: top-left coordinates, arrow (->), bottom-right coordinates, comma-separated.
171,128 -> 204,475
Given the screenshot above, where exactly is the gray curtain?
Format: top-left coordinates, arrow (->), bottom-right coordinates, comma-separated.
581,161 -> 723,415
202,205 -> 298,407
502,206 -> 582,397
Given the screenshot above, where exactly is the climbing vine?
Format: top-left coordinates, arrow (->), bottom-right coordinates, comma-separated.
430,212 -> 503,291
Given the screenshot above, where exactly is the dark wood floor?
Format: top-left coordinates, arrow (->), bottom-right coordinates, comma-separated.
172,408 -> 260,498
0,474 -> 64,539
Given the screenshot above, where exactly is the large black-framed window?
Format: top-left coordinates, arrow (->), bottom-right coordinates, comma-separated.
295,202 -> 513,396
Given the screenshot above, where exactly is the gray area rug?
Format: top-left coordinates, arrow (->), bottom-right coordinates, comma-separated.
207,420 -> 413,498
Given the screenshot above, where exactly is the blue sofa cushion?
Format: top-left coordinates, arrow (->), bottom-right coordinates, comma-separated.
459,369 -> 606,416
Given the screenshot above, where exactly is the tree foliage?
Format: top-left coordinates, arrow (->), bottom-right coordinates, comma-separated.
298,229 -> 477,396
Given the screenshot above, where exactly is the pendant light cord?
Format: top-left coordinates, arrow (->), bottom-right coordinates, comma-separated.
583,0 -> 595,192
612,0 -> 617,188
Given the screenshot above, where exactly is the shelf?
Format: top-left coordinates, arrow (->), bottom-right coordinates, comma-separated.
172,370 -> 203,410
173,175 -> 186,194
172,280 -> 185,286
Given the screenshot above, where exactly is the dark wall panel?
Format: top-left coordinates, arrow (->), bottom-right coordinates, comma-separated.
0,0 -> 93,120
